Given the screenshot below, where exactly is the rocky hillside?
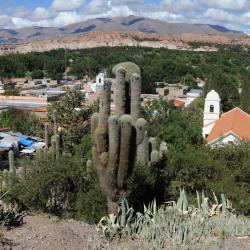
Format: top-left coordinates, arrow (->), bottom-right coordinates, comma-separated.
1,31 -> 250,56
0,15 -> 245,45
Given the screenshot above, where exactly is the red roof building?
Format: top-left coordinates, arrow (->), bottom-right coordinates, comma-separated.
174,99 -> 185,108
206,107 -> 250,146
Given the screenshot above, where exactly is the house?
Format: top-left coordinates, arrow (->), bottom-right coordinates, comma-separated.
185,89 -> 203,107
0,81 -> 4,94
156,84 -> 188,100
202,90 -> 250,146
174,99 -> 185,109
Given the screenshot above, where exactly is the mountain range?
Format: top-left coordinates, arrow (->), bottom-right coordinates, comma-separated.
0,16 -> 245,45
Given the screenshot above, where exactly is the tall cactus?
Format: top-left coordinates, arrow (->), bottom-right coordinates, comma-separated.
44,122 -> 50,148
8,150 -> 16,174
91,62 -> 168,214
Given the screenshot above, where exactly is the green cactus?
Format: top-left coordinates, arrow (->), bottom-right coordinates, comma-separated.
130,73 -> 142,124
52,110 -> 57,135
8,150 -> 15,174
44,122 -> 50,148
91,62 -> 168,214
51,136 -> 56,154
2,169 -> 9,190
55,134 -> 60,160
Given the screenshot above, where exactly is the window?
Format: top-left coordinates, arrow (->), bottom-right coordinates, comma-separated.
99,78 -> 101,83
210,105 -> 214,113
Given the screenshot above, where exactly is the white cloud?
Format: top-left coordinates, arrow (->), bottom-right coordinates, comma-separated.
11,17 -> 33,29
199,0 -> 249,11
12,6 -> 31,18
29,7 -> 57,21
0,15 -> 14,28
205,8 -> 250,26
51,0 -> 85,12
163,0 -> 201,13
84,0 -> 110,14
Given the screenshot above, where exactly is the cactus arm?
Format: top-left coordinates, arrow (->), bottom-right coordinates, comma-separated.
55,134 -> 60,160
130,73 -> 142,124
99,80 -> 111,132
91,113 -> 99,145
115,67 -> 127,116
117,115 -> 133,189
8,150 -> 15,174
44,123 -> 50,148
107,115 -> 120,189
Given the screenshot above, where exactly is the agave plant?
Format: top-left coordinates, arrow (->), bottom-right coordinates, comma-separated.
0,200 -> 26,229
97,199 -> 134,239
98,190 -> 250,248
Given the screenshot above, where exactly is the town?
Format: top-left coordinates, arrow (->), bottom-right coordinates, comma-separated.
0,1 -> 249,249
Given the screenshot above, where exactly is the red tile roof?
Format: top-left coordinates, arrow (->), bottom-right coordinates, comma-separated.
174,99 -> 185,108
207,107 -> 250,144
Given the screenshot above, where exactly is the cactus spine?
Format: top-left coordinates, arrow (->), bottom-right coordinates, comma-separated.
91,62 -> 168,214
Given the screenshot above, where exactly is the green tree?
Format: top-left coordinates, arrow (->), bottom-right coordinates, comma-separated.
48,87 -> 98,153
0,108 -> 43,136
31,69 -> 44,79
44,58 -> 64,80
241,76 -> 250,113
205,70 -> 240,112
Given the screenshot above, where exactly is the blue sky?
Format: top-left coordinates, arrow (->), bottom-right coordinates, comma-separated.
0,0 -> 249,34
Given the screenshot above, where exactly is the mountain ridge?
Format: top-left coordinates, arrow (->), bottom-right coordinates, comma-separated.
0,15 -> 246,45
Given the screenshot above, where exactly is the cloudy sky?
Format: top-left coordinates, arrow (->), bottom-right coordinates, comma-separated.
0,0 -> 250,33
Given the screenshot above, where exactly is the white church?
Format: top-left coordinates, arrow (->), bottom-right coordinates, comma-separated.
203,90 -> 250,146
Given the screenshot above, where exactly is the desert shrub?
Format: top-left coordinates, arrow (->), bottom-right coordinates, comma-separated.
5,147 -> 108,222
75,177 -> 107,224
6,153 -> 87,216
127,161 -> 165,212
0,108 -> 43,137
165,144 -> 250,215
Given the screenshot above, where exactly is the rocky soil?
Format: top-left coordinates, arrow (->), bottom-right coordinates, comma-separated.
1,215 -> 250,250
1,215 -> 149,250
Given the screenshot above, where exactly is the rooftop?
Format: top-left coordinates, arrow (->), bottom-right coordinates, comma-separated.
207,107 -> 250,144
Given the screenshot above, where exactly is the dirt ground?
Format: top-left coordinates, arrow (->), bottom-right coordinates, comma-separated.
1,215 -> 250,250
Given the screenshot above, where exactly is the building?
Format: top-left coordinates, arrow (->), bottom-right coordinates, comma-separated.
174,99 -> 185,109
203,90 -> 221,137
203,90 -> 250,146
185,89 -> 203,107
156,84 -> 188,100
0,81 -> 4,94
96,72 -> 105,85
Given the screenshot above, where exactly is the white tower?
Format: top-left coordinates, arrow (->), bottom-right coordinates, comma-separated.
203,90 -> 220,137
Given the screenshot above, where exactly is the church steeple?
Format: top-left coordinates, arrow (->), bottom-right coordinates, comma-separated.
203,90 -> 221,127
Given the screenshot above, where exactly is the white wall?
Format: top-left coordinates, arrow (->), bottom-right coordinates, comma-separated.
210,134 -> 240,147
185,93 -> 200,107
96,73 -> 105,86
202,122 -> 215,138
203,99 -> 220,126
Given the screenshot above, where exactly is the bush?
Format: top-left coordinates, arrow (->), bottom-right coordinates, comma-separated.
31,69 -> 44,79
165,144 -> 250,215
0,108 -> 43,137
7,153 -> 87,216
75,179 -> 107,224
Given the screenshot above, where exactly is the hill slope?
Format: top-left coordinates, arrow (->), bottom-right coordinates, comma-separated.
0,15 -> 245,44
